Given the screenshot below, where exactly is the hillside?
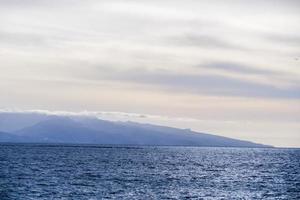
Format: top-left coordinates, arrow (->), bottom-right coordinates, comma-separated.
0,113 -> 271,147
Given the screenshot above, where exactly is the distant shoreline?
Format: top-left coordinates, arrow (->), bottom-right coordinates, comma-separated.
0,142 -> 279,148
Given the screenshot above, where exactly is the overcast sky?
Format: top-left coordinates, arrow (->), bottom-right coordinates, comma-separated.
0,0 -> 299,147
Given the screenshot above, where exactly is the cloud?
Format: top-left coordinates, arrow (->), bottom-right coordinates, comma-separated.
265,33 -> 300,47
0,108 -> 200,123
169,33 -> 246,51
0,30 -> 49,47
80,67 -> 300,99
1,0 -> 299,101
202,62 -> 279,75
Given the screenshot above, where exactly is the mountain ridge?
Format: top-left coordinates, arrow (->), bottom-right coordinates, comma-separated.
0,113 -> 272,147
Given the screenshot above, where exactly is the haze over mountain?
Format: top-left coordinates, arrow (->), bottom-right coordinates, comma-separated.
0,112 -> 271,147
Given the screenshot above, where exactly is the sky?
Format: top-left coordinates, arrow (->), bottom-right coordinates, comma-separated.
0,0 -> 299,147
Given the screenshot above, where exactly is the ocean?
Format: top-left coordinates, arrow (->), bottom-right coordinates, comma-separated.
0,144 -> 299,199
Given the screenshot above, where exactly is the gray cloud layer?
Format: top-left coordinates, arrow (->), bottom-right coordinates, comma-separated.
81,67 -> 300,99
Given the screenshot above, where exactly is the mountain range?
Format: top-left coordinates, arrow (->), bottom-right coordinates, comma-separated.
0,112 -> 271,147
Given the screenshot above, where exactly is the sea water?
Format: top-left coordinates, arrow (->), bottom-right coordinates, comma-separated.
0,144 -> 299,199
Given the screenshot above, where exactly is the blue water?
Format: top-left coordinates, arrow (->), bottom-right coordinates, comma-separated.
0,144 -> 299,199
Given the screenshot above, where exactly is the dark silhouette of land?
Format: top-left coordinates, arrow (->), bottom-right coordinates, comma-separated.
0,112 -> 271,147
